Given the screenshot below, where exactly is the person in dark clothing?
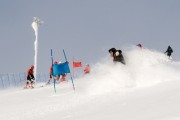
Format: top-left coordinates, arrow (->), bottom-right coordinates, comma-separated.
25,65 -> 35,89
109,48 -> 125,65
165,46 -> 173,58
109,48 -> 116,58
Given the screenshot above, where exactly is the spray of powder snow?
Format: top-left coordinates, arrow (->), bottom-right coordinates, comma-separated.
76,46 -> 180,95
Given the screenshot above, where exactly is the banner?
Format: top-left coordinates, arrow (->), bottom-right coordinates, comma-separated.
53,62 -> 70,76
73,62 -> 82,68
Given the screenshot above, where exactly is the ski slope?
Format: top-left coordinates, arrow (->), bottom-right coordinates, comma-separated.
0,47 -> 180,120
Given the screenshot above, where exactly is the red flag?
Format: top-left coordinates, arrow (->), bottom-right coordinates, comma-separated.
73,62 -> 82,68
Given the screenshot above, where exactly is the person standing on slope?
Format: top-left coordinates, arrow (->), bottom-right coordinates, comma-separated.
165,45 -> 173,58
25,65 -> 35,89
84,64 -> 90,74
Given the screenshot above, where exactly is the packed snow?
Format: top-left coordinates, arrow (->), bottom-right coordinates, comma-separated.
0,47 -> 180,120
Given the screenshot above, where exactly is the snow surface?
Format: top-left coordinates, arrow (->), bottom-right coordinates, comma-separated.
0,47 -> 180,120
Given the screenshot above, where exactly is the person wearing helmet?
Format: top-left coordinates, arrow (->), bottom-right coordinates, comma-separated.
25,65 -> 35,89
84,64 -> 90,74
108,48 -> 126,65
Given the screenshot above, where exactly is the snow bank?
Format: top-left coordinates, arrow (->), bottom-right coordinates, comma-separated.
77,47 -> 180,95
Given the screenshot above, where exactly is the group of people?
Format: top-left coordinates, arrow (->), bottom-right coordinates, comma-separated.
108,44 -> 173,65
25,45 -> 173,89
25,61 -> 91,89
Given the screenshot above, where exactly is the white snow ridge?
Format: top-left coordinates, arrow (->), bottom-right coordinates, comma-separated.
0,47 -> 180,120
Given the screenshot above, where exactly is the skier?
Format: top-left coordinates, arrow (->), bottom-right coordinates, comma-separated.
25,65 -> 35,89
108,48 -> 125,65
165,45 -> 173,58
84,64 -> 90,74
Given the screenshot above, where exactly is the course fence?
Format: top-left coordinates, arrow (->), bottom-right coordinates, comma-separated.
0,73 -> 48,90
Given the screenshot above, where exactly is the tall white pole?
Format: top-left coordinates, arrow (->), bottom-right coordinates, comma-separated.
31,17 -> 43,82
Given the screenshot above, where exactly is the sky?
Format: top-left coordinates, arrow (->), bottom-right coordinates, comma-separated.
0,0 -> 180,74
0,48 -> 180,120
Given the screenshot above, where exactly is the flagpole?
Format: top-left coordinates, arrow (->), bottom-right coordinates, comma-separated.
63,49 -> 75,90
81,58 -> 84,74
51,49 -> 56,93
73,56 -> 74,78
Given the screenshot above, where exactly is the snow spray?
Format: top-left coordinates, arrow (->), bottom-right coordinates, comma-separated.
31,17 -> 43,82
79,46 -> 180,95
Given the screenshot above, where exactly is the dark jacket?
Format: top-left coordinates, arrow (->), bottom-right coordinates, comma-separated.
27,69 -> 35,80
165,46 -> 173,57
109,48 -> 125,65
113,50 -> 125,64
